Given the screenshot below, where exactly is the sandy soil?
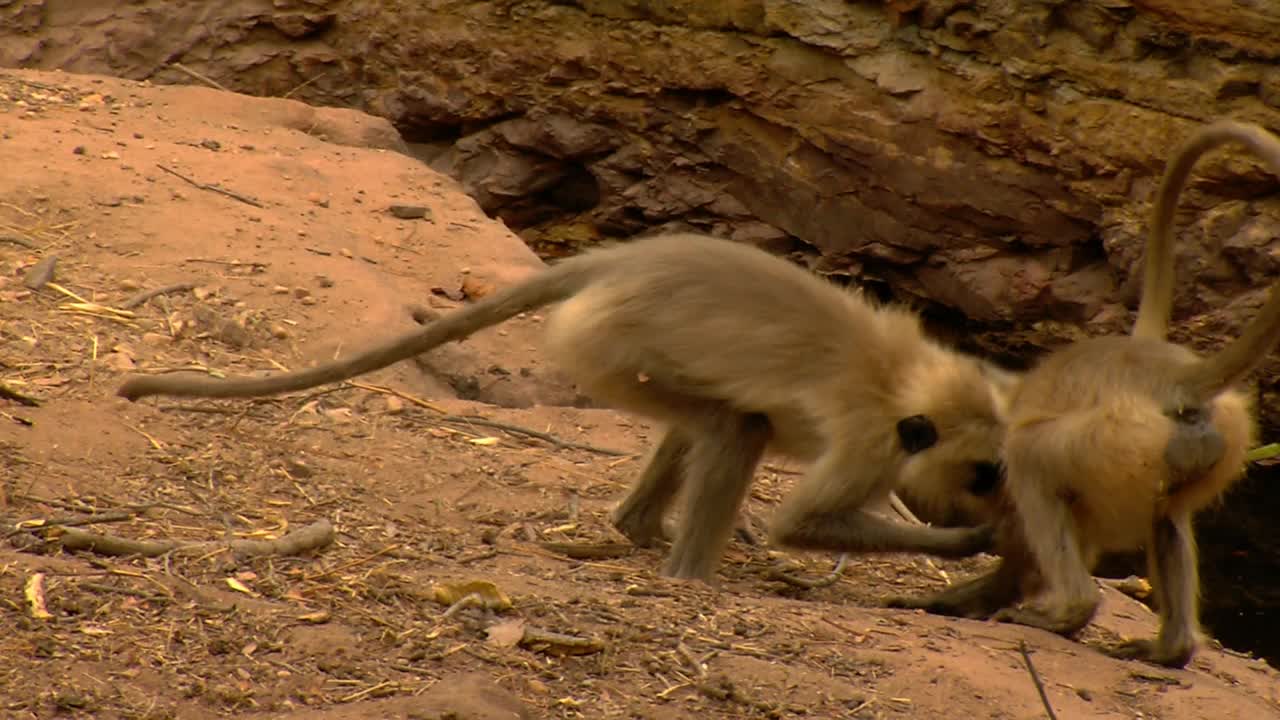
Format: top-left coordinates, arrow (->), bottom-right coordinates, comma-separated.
1,68 -> 1277,720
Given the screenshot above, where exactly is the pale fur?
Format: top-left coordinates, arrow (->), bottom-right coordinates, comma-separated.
118,232 -> 1012,581
889,120 -> 1280,669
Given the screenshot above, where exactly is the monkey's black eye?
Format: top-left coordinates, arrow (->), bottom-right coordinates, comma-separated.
896,414 -> 938,454
970,461 -> 1002,496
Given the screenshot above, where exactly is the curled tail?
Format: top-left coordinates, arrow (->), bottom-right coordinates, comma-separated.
117,256 -> 599,400
1135,121 -> 1280,341
1140,121 -> 1280,401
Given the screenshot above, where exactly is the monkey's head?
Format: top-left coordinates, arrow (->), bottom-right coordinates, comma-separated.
890,356 -> 1018,527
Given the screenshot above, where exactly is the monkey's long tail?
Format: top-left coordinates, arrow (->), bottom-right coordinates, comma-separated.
116,257 -> 598,400
1153,121 -> 1280,400
1135,120 -> 1280,342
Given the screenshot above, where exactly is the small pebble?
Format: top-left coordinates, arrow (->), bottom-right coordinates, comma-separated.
388,204 -> 429,220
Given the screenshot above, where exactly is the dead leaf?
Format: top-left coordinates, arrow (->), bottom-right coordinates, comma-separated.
322,407 -> 355,423
30,375 -> 69,387
225,577 -> 258,596
431,580 -> 512,610
100,352 -> 136,372
24,573 -> 53,620
486,618 -> 526,648
468,436 -> 500,446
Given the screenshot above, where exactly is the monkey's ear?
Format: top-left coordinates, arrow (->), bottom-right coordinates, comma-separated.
896,415 -> 939,454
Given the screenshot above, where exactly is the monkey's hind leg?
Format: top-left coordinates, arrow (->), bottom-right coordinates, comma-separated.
1105,513 -> 1201,668
662,412 -> 771,581
612,429 -> 691,548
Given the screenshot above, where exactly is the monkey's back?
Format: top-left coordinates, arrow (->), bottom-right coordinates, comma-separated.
541,234 -> 926,447
1005,335 -> 1254,549
1011,336 -> 1202,414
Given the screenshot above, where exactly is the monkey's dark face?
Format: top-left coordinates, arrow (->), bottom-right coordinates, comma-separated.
896,416 -> 1003,495
970,460 -> 1003,497
894,413 -> 1007,528
896,414 -> 939,454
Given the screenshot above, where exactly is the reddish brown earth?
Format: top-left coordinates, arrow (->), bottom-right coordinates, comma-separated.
1,68 -> 1277,720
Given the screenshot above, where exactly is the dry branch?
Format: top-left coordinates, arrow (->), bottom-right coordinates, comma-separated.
53,518 -> 335,560
0,383 -> 40,407
538,541 -> 634,560
520,624 -> 606,656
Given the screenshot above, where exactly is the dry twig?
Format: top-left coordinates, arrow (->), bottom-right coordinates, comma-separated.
439,414 -> 630,456
121,282 -> 197,309
169,62 -> 231,92
770,553 -> 849,589
156,163 -> 263,208
1018,640 -> 1059,720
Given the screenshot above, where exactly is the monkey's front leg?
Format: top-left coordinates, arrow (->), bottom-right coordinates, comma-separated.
769,444 -> 994,559
772,504 -> 994,559
886,557 -> 1023,619
990,464 -> 1100,636
992,599 -> 1098,636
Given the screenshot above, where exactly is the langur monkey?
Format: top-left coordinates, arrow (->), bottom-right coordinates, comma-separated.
889,120 -> 1280,668
117,233 -> 1014,582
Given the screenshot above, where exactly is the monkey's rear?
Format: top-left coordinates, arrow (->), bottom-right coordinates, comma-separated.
541,234 -> 912,439
979,121 -> 1280,668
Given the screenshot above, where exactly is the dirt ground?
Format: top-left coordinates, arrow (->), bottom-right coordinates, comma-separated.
1,68 -> 1277,720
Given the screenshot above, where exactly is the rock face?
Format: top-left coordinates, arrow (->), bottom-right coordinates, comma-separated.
8,0 -> 1280,390
4,0 -> 1280,660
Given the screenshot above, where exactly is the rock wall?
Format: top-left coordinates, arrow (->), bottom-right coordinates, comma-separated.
344,1 -> 1280,372
10,0 -> 1279,387
4,0 -> 1280,657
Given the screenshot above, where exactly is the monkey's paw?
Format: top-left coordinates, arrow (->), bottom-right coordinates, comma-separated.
882,594 -> 959,616
935,524 -> 996,558
883,594 -> 926,610
992,602 -> 1093,636
610,511 -> 670,548
884,593 -> 992,619
660,553 -> 717,584
1104,638 -> 1194,669
966,523 -> 997,553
